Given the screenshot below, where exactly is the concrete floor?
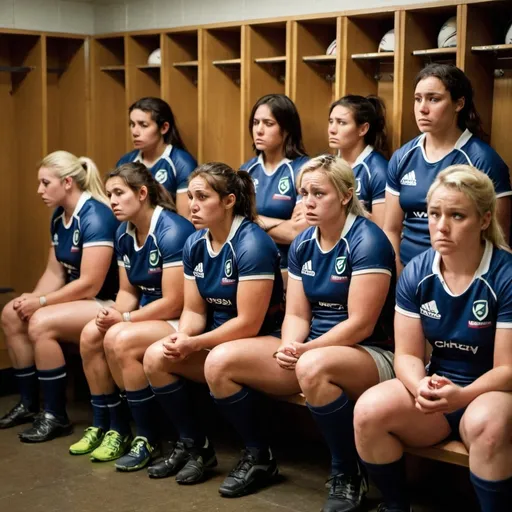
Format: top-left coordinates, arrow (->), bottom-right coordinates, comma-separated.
0,394 -> 478,512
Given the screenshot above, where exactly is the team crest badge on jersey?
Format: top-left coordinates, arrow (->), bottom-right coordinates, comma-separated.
225,259 -> 233,277
278,177 -> 290,195
149,250 -> 159,266
123,254 -> 131,269
154,169 -> 168,184
335,257 -> 346,275
355,179 -> 361,195
53,233 -> 59,245
472,300 -> 488,321
71,229 -> 80,252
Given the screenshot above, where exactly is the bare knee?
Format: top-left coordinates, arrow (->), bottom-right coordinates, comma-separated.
80,321 -> 104,361
1,300 -> 25,336
204,345 -> 234,387
27,310 -> 52,344
295,349 -> 330,393
354,387 -> 395,436
143,342 -> 165,379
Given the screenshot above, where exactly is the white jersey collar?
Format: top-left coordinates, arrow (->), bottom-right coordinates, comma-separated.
205,215 -> 245,257
417,129 -> 473,164
62,192 -> 91,229
352,145 -> 374,168
257,153 -> 291,176
134,144 -> 173,168
127,205 -> 164,251
314,212 -> 358,254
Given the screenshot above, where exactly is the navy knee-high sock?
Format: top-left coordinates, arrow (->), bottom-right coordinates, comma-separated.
15,365 -> 39,410
308,392 -> 358,476
213,386 -> 268,451
151,378 -> 205,446
362,456 -> 410,510
38,365 -> 68,420
90,394 -> 109,430
125,387 -> 157,444
105,391 -> 131,436
470,472 -> 512,512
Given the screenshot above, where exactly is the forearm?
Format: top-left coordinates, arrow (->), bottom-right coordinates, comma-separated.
267,218 -> 308,245
461,365 -> 512,404
384,228 -> 403,275
130,297 -> 183,323
44,278 -> 100,306
190,316 -> 261,350
280,314 -> 310,344
114,290 -> 140,313
33,271 -> 65,295
395,354 -> 427,396
178,310 -> 207,337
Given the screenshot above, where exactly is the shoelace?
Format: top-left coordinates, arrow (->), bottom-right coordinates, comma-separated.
102,431 -> 122,452
129,437 -> 147,456
82,427 -> 99,444
330,474 -> 358,501
229,450 -> 256,478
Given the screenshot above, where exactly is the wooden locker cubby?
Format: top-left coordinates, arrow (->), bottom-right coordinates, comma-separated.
201,26 -> 242,167
242,21 -> 289,161
45,36 -> 88,156
126,33 -> 161,106
163,30 -> 199,160
341,12 -> 396,155
90,36 -> 128,174
291,17 -> 340,157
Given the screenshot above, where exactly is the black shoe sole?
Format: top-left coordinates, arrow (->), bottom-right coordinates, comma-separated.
0,415 -> 37,430
175,456 -> 218,485
219,467 -> 279,498
19,424 -> 74,443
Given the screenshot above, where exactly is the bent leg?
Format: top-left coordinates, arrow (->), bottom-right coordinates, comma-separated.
461,392 -> 512,512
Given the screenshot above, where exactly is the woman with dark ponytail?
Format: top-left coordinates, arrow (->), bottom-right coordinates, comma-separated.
328,94 -> 389,227
384,63 -> 511,274
142,162 -> 284,485
70,162 -> 195,471
117,97 -> 197,218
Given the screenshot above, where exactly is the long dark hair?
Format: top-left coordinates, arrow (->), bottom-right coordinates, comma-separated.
415,64 -> 484,139
248,94 -> 307,159
106,162 -> 177,212
189,162 -> 257,222
329,95 -> 388,155
129,97 -> 187,150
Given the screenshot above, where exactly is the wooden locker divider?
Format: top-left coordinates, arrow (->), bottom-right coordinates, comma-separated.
90,36 -> 128,173
162,29 -> 200,160
200,26 -> 242,168
241,21 -> 289,162
341,12 -> 396,155
290,17 -> 340,157
45,35 -> 88,156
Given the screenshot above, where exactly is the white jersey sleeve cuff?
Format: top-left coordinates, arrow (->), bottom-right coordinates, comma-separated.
83,241 -> 115,248
163,261 -> 183,268
372,198 -> 386,205
496,191 -> 512,199
288,272 -> 302,281
184,274 -> 195,281
239,274 -> 275,281
395,305 -> 420,319
176,188 -> 188,194
385,185 -> 400,196
352,268 -> 392,277
496,322 -> 512,329
117,260 -> 125,267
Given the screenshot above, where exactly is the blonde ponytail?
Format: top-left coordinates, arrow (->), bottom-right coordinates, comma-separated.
39,151 -> 109,206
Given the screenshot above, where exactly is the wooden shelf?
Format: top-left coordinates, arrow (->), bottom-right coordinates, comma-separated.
212,58 -> 241,67
99,65 -> 126,72
351,52 -> 395,60
173,60 -> 199,68
0,65 -> 34,73
136,64 -> 161,70
302,55 -> 336,64
412,47 -> 457,56
471,44 -> 512,56
254,56 -> 286,64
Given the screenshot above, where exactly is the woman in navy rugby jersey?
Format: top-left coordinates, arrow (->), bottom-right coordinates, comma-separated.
355,165 -> 512,512
117,97 -> 197,218
241,94 -> 309,283
0,151 -> 118,443
141,162 -> 284,485
384,63 -> 511,273
71,162 -> 194,470
205,155 -> 396,505
328,94 -> 388,227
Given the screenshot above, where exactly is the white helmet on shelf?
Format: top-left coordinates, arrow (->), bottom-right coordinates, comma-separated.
505,23 -> 512,44
438,16 -> 457,48
147,48 -> 161,65
378,29 -> 395,52
326,39 -> 337,56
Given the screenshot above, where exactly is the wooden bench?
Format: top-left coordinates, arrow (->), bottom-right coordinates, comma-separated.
278,393 -> 469,468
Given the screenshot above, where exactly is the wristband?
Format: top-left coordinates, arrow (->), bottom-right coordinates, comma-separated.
122,311 -> 131,322
39,296 -> 47,307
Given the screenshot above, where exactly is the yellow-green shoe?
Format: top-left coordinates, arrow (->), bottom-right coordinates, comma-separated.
69,427 -> 104,455
90,430 -> 132,462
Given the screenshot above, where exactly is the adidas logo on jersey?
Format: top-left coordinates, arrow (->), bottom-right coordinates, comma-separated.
420,300 -> 441,320
193,263 -> 204,278
301,260 -> 315,277
400,171 -> 417,186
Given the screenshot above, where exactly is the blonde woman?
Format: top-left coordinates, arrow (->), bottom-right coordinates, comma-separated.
355,165 -> 512,512
204,155 -> 395,505
0,151 -> 118,443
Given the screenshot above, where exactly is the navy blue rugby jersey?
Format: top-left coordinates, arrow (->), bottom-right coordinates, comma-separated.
183,216 -> 284,333
51,192 -> 119,300
396,242 -> 512,385
351,145 -> 387,213
116,206 -> 195,307
117,144 -> 197,196
288,213 -> 396,348
241,155 -> 309,268
386,130 -> 511,265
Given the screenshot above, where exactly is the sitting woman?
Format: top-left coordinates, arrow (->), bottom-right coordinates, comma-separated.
204,155 -> 396,506
71,162 -> 194,470
0,151 -> 118,443
142,162 -> 284,485
354,165 -> 512,512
